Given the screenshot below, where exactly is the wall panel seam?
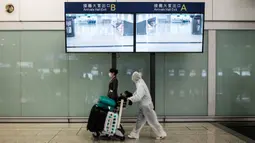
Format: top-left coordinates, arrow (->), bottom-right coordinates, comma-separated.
19,31 -> 22,116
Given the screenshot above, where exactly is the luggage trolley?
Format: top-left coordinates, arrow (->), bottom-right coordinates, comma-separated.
88,92 -> 132,141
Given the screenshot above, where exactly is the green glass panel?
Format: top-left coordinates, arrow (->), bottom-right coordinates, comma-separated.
0,31 -> 21,116
216,30 -> 255,116
20,31 -> 68,116
155,31 -> 208,116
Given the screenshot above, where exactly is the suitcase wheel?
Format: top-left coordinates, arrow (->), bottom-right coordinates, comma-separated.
92,132 -> 100,138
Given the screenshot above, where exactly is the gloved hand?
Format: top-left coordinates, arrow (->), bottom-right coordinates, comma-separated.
117,91 -> 133,107
124,90 -> 133,98
118,93 -> 127,101
127,98 -> 133,106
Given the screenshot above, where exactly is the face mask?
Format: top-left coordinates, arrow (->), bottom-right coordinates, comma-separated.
138,72 -> 142,77
108,73 -> 112,77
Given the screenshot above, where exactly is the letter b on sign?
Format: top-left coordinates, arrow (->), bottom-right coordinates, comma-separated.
110,4 -> 116,11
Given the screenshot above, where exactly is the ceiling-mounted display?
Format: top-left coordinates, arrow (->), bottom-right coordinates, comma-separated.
64,2 -> 205,53
65,2 -> 134,53
134,3 -> 205,53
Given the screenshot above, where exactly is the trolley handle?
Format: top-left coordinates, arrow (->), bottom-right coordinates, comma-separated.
117,99 -> 124,129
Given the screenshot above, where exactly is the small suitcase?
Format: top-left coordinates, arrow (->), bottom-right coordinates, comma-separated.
87,96 -> 116,132
87,104 -> 108,132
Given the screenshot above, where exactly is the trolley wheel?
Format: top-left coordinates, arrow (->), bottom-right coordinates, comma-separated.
120,136 -> 125,141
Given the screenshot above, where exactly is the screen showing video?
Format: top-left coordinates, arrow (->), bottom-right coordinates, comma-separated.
66,14 -> 134,52
136,14 -> 204,52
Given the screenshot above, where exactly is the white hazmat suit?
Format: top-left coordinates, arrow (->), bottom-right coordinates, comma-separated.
128,71 -> 167,139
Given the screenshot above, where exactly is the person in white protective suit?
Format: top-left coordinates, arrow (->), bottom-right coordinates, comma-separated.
127,71 -> 167,140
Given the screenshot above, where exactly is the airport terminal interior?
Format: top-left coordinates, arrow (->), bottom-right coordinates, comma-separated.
1,0 -> 255,142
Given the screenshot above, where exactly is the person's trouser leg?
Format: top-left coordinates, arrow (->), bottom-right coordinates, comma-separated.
128,108 -> 146,139
142,104 -> 167,138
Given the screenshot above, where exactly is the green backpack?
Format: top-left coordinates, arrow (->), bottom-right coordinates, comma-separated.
97,96 -> 116,111
97,102 -> 115,111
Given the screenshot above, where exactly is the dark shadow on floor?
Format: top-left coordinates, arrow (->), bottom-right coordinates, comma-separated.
217,122 -> 255,143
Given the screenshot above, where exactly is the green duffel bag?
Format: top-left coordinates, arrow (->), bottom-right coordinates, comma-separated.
97,102 -> 115,111
98,96 -> 116,107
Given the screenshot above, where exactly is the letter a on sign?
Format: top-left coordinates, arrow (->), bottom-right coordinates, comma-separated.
180,4 -> 187,11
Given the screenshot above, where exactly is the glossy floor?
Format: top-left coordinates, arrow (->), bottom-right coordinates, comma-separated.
0,123 -> 245,143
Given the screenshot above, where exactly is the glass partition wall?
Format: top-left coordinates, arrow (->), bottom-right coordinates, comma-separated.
2,29 -> 255,121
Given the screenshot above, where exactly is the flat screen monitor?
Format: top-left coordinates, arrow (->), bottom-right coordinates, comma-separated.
65,14 -> 134,52
136,13 -> 204,52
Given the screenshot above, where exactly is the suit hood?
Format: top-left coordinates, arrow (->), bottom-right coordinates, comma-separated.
132,71 -> 142,82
